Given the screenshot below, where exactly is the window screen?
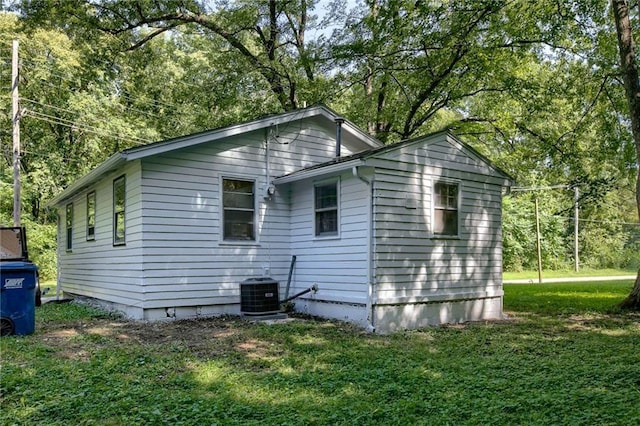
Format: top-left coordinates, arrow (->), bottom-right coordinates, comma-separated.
113,176 -> 126,245
434,182 -> 458,236
315,182 -> 338,236
223,178 -> 255,241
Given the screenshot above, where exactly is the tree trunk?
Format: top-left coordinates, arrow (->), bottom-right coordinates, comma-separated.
612,0 -> 640,309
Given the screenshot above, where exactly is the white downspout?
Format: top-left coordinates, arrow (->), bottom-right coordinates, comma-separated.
265,127 -> 272,192
264,128 -> 272,276
352,166 -> 375,332
56,210 -> 61,301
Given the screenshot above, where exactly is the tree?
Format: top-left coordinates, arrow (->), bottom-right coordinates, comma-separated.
611,0 -> 640,308
19,0 -> 332,112
331,0 -> 604,143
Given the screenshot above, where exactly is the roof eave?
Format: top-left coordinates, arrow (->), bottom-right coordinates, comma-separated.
124,105 -> 381,161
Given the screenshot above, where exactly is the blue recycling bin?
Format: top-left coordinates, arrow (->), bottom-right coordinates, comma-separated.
0,261 -> 38,336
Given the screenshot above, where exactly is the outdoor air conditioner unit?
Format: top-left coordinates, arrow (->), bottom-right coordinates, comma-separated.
239,277 -> 280,316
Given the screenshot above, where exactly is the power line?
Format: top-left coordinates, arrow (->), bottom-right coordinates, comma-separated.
20,149 -> 90,163
2,54 -> 188,116
25,109 -> 153,145
21,76 -> 180,120
1,93 -> 171,146
19,57 -> 196,111
508,211 -> 638,227
22,47 -> 217,90
511,184 -> 571,192
21,96 -> 165,122
23,110 -> 153,146
552,215 -> 640,226
20,97 -> 94,117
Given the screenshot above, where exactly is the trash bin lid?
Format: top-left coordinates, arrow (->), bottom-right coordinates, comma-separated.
0,261 -> 38,272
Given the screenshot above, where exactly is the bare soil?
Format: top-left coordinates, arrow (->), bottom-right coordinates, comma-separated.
36,308 -> 309,361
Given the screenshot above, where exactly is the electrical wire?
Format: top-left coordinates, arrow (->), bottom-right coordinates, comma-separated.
23,110 -> 153,146
551,215 -> 640,227
24,77 -> 179,117
504,211 -> 639,227
19,57 -> 198,111
0,52 -> 188,117
0,90 -> 164,148
21,97 -> 164,122
20,52 -> 213,92
20,149 -> 88,163
511,184 -> 571,191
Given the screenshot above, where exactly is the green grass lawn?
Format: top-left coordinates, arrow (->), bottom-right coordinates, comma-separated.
503,280 -> 636,315
1,280 -> 639,425
503,268 -> 637,281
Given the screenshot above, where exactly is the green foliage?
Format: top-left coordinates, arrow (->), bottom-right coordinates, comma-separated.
37,300 -> 113,323
502,180 -> 639,272
502,196 -> 536,272
502,192 -> 575,272
503,268 -> 636,281
1,288 -> 639,425
0,190 -> 56,280
22,219 -> 57,281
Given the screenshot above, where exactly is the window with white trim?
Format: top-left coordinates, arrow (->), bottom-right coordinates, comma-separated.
66,203 -> 73,251
315,181 -> 338,236
87,191 -> 96,241
222,178 -> 255,241
113,176 -> 126,245
434,182 -> 459,236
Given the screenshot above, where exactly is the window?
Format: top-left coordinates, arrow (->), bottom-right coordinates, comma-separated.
87,191 -> 96,241
66,203 -> 73,251
434,182 -> 459,236
222,178 -> 255,241
315,181 -> 338,236
113,176 -> 126,245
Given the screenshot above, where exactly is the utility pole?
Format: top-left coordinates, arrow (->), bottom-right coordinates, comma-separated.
535,197 -> 543,284
12,39 -> 21,227
574,187 -> 579,272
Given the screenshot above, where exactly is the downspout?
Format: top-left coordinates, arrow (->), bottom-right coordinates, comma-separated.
264,127 -> 272,276
352,166 -> 375,332
56,210 -> 61,301
265,127 -> 271,190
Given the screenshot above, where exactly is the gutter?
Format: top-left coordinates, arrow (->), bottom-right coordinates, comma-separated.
273,159 -> 365,185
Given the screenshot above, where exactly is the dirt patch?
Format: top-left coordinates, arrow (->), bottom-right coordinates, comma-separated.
41,316 -> 241,343
37,314 -> 311,361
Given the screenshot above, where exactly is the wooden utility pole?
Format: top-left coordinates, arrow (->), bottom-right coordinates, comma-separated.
535,198 -> 543,284
574,187 -> 579,272
12,39 -> 21,227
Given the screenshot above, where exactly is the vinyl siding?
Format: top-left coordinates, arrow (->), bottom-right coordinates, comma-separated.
289,173 -> 370,304
57,161 -> 144,307
137,123 -> 359,309
371,136 -> 504,304
54,120 -> 368,315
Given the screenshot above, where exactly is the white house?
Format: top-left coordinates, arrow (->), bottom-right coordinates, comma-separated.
49,105 -> 512,333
